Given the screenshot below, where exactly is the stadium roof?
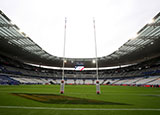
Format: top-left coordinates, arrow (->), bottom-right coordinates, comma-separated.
0,10 -> 160,68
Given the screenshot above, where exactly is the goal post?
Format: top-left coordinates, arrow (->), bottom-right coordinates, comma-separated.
60,17 -> 67,94
93,18 -> 101,94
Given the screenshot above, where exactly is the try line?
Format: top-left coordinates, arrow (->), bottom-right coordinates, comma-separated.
0,106 -> 160,111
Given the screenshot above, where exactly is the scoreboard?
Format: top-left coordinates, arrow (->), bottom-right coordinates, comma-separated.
75,62 -> 84,71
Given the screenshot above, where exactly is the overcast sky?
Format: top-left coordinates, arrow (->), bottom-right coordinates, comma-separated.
0,0 -> 160,58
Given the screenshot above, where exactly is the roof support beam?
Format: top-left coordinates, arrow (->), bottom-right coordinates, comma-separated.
30,49 -> 42,52
124,44 -> 141,47
108,53 -> 120,58
5,36 -> 27,40
22,44 -> 36,47
105,56 -> 112,59
114,51 -> 126,55
0,35 -> 27,40
41,54 -> 50,58
0,23 -> 16,28
118,50 -> 129,53
148,22 -> 160,26
48,56 -> 55,59
138,35 -> 160,40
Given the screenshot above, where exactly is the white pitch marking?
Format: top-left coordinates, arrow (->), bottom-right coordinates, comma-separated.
0,106 -> 160,111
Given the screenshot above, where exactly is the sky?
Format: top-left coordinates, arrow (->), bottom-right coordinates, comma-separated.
0,0 -> 160,58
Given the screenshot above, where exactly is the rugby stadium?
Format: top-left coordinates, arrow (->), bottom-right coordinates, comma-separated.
0,10 -> 160,115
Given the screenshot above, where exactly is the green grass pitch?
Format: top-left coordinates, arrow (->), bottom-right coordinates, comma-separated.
0,85 -> 160,115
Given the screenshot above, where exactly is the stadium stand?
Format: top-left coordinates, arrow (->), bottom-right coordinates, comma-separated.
1,53 -> 160,87
0,75 -> 20,85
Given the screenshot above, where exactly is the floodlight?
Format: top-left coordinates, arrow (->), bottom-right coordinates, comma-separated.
151,42 -> 154,45
64,60 -> 67,63
148,18 -> 155,24
92,60 -> 96,63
